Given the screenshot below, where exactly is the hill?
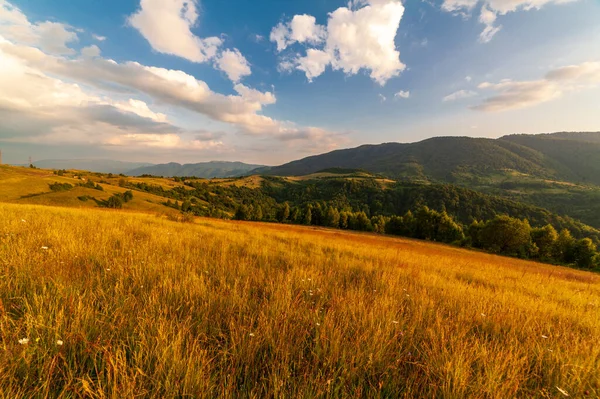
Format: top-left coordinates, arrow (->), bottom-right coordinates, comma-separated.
127,161 -> 266,178
27,159 -> 153,174
1,203 -> 598,397
265,133 -> 600,185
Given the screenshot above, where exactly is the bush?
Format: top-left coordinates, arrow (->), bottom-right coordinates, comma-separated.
49,182 -> 73,192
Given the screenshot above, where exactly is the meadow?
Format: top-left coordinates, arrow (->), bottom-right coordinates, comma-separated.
1,203 -> 599,398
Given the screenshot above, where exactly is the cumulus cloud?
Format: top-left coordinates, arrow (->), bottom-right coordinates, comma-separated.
441,0 -> 577,42
81,44 -> 101,58
472,61 -> 600,111
127,0 -> 222,63
443,89 -> 478,102
394,90 -> 410,99
271,0 -> 406,85
0,0 -> 78,54
270,14 -> 326,52
215,48 -> 251,82
92,34 -> 106,42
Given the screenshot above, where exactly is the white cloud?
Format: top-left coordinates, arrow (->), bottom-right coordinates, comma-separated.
465,76 -> 472,82
81,45 -> 101,58
472,61 -> 600,111
478,6 -> 501,43
296,49 -> 331,81
394,90 -> 410,99
0,1 -> 78,54
441,0 -> 578,42
443,89 -> 478,102
92,34 -> 106,42
0,30 -> 343,152
215,48 -> 251,82
270,14 -> 326,52
272,0 -> 406,85
379,93 -> 387,102
127,0 -> 222,63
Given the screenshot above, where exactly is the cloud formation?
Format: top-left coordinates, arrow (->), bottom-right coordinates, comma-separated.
271,0 -> 405,85
0,0 -> 78,54
0,1 -> 344,156
443,89 -> 478,102
472,61 -> 600,111
127,0 -> 221,63
442,0 -> 578,43
394,90 -> 410,99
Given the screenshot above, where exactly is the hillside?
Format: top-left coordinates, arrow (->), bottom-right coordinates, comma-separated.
265,133 -> 600,185
1,203 -> 599,397
2,164 -> 599,268
127,161 -> 265,178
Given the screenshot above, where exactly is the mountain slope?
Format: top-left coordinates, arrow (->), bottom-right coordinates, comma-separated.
265,133 -> 600,186
127,161 -> 266,178
501,133 -> 600,185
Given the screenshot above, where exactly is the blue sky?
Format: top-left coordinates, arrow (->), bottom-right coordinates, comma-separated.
0,0 -> 599,165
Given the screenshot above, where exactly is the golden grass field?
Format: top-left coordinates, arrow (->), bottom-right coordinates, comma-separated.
1,200 -> 599,398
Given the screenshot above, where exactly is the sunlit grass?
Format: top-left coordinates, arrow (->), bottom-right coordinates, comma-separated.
0,203 -> 598,398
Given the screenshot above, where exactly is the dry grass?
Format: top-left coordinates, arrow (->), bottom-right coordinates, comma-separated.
1,203 -> 599,398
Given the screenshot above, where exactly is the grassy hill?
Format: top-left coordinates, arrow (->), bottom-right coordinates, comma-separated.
1,203 -> 598,397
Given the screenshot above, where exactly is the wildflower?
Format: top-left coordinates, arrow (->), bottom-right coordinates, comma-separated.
541,335 -> 549,339
56,340 -> 64,346
316,323 -> 321,326
481,313 -> 486,317
392,321 -> 399,324
18,338 -> 29,345
21,219 -> 26,223
106,268 -> 110,271
556,386 -> 569,396
35,337 -> 40,343
41,246 -> 49,250
249,333 -> 255,337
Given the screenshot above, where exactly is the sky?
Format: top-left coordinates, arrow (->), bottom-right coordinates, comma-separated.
0,0 -> 599,166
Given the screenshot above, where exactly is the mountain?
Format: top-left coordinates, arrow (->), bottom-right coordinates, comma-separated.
264,132 -> 600,185
29,159 -> 153,174
127,161 -> 266,178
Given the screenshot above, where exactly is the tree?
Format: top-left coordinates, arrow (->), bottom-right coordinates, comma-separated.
234,205 -> 250,221
572,238 -> 597,268
123,190 -> 134,203
479,215 -> 532,257
325,207 -> 340,228
339,212 -> 349,229
278,202 -> 291,222
554,229 -> 576,263
304,207 -> 312,225
531,225 -> 558,261
106,195 -> 123,209
181,200 -> 192,213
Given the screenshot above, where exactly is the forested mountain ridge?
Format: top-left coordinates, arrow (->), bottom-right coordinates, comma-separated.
263,132 -> 600,185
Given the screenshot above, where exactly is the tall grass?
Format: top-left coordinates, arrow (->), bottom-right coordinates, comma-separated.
0,203 -> 599,398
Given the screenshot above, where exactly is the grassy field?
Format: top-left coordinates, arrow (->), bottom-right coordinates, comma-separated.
1,203 -> 599,398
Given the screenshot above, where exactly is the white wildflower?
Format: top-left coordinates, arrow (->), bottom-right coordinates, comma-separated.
18,338 -> 29,345
249,333 -> 255,337
41,246 -> 49,250
21,219 -> 26,223
56,340 -> 64,346
542,335 -> 549,339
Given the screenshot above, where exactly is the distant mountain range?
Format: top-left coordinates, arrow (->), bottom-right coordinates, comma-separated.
21,159 -> 266,178
263,132 -> 600,185
29,159 -> 153,174
127,161 -> 265,178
